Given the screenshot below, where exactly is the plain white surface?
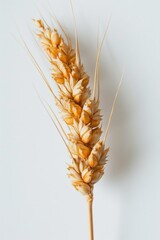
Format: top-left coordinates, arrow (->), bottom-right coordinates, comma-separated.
1,0 -> 160,239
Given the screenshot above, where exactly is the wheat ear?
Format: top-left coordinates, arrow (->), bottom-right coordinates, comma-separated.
32,18 -> 122,240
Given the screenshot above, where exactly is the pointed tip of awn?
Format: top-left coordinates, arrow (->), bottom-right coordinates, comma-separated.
92,17 -> 111,101
103,69 -> 125,144
70,0 -> 81,67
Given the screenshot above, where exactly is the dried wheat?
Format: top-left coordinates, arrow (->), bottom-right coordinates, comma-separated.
33,19 -> 110,201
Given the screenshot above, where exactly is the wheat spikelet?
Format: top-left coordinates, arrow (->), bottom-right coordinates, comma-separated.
33,19 -> 110,201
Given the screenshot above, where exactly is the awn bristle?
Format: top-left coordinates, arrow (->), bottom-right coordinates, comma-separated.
34,19 -> 109,201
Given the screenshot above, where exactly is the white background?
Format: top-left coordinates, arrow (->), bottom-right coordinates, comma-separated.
0,0 -> 160,239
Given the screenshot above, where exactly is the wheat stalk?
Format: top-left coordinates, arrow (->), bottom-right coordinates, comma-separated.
32,18 -> 122,240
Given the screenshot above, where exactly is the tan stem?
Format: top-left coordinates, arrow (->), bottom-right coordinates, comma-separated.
88,196 -> 94,240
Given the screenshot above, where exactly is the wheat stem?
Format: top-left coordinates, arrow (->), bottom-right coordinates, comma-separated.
88,198 -> 94,240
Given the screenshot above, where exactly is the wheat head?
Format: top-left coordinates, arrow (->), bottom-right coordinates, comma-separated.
34,19 -> 109,201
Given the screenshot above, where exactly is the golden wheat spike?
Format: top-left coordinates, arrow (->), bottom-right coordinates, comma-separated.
32,16 -> 122,240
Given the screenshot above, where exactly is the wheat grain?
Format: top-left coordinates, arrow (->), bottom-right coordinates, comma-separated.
33,19 -> 109,201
